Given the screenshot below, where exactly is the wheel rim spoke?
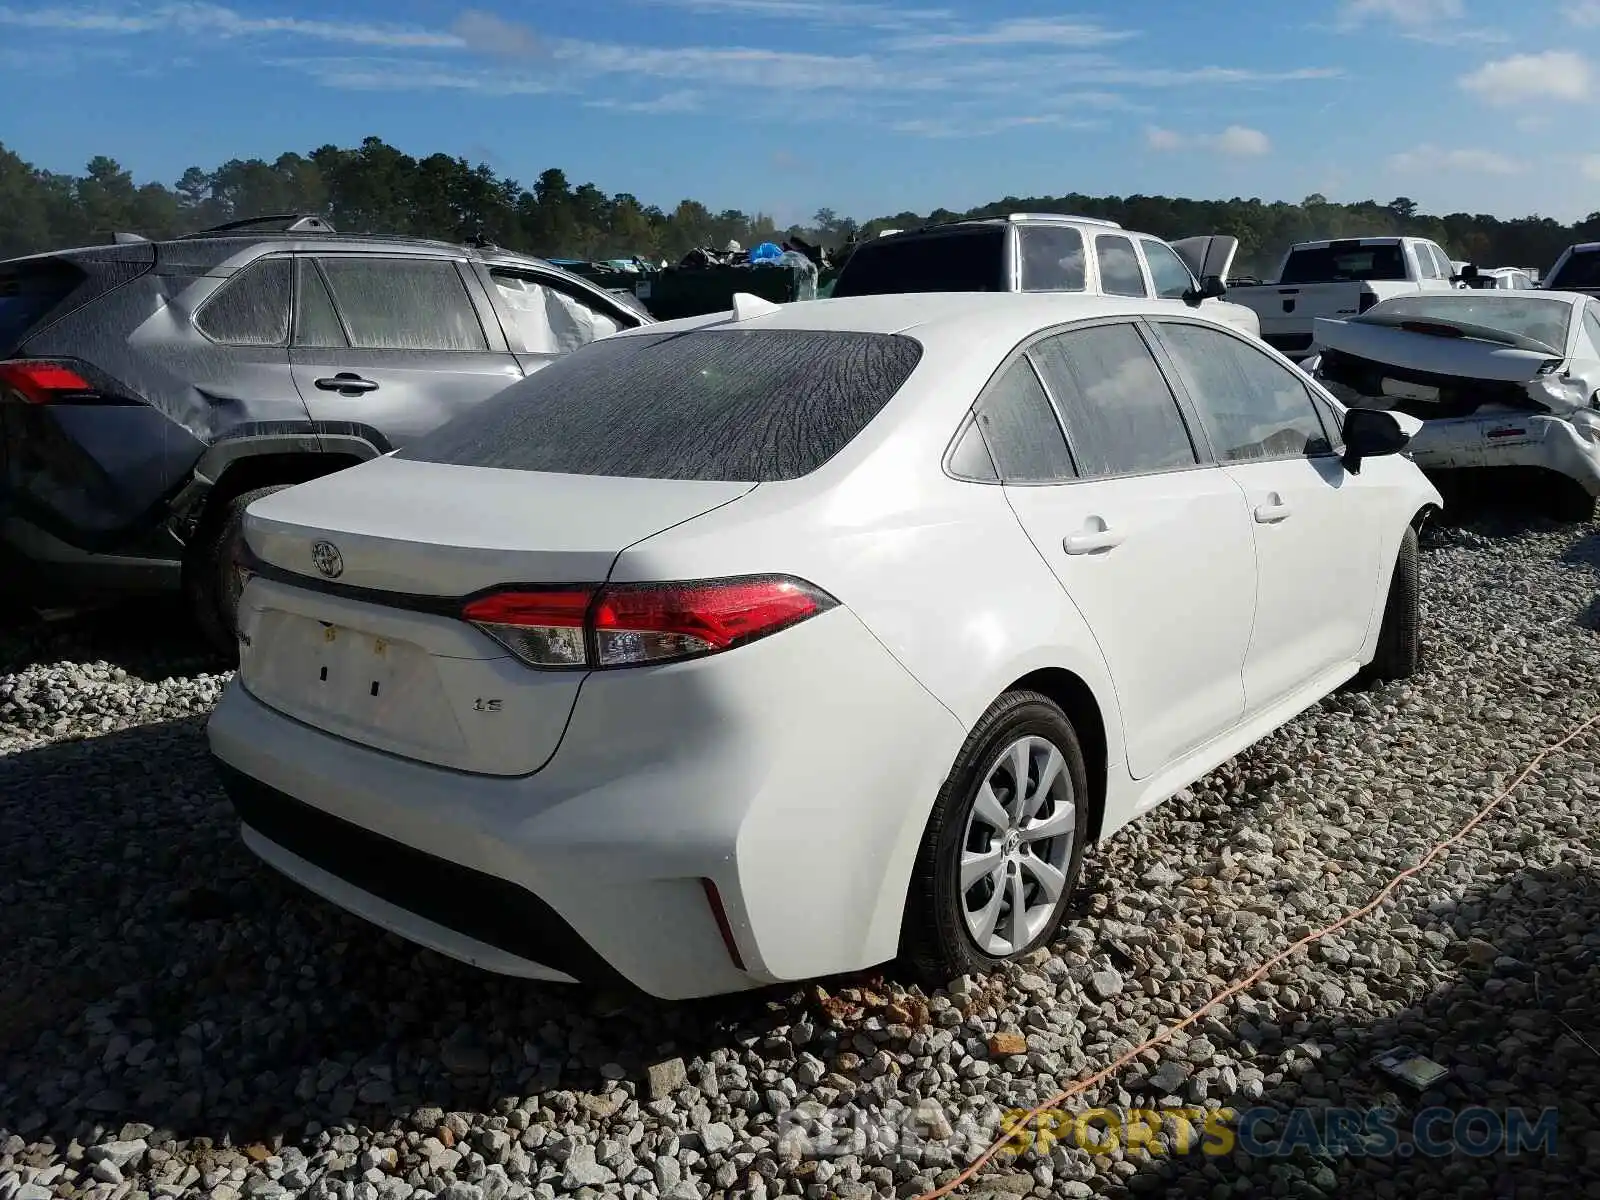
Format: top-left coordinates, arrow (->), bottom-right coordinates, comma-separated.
1021,801 -> 1075,844
961,846 -> 1006,891
971,781 -> 1010,833
971,876 -> 1007,945
1021,854 -> 1067,904
1006,740 -> 1033,821
1004,869 -> 1028,951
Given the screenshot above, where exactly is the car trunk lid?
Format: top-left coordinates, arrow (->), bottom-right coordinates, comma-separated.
236,455 -> 754,774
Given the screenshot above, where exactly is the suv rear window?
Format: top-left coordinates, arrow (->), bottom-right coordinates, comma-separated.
832,228 -> 1007,297
0,259 -> 85,353
1550,249 -> 1600,290
1279,243 -> 1408,284
398,328 -> 925,482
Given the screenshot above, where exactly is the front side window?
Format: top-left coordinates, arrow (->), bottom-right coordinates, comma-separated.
1141,239 -> 1196,300
492,270 -> 623,356
1154,321 -> 1332,462
195,257 -> 292,347
1018,225 -> 1087,292
1095,235 -> 1148,298
314,257 -> 489,351
1029,323 -> 1196,478
1413,244 -> 1443,280
399,328 -> 923,482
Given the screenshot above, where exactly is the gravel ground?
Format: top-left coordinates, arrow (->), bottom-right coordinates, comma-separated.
2,514 -> 1598,1200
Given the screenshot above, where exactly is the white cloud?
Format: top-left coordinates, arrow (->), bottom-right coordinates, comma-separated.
1581,155 -> 1600,180
1338,0 -> 1463,26
1387,144 -> 1523,174
1459,50 -> 1591,103
1564,1 -> 1600,26
588,89 -> 703,114
0,2 -> 462,47
892,18 -> 1137,51
451,10 -> 541,58
1145,124 -> 1271,156
632,0 -> 953,24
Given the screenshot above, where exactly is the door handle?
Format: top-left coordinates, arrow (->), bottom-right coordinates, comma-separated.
314,373 -> 379,395
1254,498 -> 1292,523
1063,527 -> 1126,555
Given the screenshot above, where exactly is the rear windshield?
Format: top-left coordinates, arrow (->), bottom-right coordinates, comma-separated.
0,259 -> 84,352
832,227 -> 1007,297
397,327 -> 925,482
1549,249 -> 1600,290
1279,243 -> 1408,284
1364,294 -> 1573,351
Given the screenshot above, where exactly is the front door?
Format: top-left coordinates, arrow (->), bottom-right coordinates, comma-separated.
1148,317 -> 1386,712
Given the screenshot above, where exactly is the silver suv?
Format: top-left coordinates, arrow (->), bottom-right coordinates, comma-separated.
0,215 -> 652,653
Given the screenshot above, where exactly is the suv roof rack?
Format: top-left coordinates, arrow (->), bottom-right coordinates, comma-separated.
178,214 -> 338,239
1006,212 -> 1122,229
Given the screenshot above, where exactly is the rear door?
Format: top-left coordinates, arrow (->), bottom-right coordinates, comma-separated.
1148,317 -> 1385,712
288,254 -> 523,447
992,318 -> 1257,778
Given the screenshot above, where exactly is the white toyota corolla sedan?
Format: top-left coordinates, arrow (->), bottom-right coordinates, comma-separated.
207,291 -> 1443,1000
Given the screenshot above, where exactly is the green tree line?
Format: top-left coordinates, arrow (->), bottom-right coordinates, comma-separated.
4,135 -> 1598,277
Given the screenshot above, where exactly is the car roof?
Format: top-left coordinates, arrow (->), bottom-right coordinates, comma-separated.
24,231 -> 563,274
615,291 -> 1230,342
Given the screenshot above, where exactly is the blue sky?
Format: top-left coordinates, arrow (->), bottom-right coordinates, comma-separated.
2,0 -> 1598,226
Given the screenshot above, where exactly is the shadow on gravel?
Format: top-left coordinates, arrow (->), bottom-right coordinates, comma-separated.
0,717 -> 914,1150
0,598 -> 220,679
1109,864 -> 1600,1199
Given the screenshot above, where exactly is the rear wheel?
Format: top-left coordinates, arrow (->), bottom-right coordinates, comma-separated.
1550,477 -> 1597,523
903,690 -> 1090,983
185,484 -> 289,661
1366,524 -> 1421,683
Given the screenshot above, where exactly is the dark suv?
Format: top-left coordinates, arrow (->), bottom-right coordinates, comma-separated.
0,215 -> 652,653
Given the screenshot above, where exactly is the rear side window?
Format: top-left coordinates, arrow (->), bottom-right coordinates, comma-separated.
1551,249 -> 1600,290
1154,321 -> 1332,461
195,257 -> 292,347
399,328 -> 923,482
832,228 -> 1007,296
315,257 -> 489,351
1018,226 -> 1087,292
972,358 -> 1075,483
1030,323 -> 1196,478
1095,235 -> 1147,298
0,259 -> 84,353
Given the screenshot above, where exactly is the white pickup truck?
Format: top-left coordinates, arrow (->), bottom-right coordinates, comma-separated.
1227,236 -> 1468,361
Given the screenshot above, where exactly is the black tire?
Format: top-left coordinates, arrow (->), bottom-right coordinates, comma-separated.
903,689 -> 1091,983
1366,524 -> 1421,683
1550,477 -> 1597,523
184,484 -> 289,661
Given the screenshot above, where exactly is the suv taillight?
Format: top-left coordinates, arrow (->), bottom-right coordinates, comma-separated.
0,359 -> 94,404
462,575 -> 838,669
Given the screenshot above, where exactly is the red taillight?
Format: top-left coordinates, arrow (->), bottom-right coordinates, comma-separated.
461,575 -> 836,669
0,360 -> 93,404
460,587 -> 594,669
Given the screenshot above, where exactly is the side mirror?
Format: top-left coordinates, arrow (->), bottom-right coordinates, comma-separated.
1450,263 -> 1480,287
1181,275 -> 1229,308
1340,406 -> 1411,474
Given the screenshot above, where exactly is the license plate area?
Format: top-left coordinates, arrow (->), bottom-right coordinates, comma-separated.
242,608 -> 468,759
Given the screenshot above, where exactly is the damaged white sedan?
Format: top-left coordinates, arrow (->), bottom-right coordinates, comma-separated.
1304,292 -> 1600,519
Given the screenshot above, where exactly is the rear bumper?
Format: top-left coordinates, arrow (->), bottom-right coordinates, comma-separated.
0,515 -> 181,602
206,607 -> 966,1000
1406,415 -> 1600,496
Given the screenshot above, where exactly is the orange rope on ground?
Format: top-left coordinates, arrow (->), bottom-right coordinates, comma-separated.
914,710 -> 1600,1200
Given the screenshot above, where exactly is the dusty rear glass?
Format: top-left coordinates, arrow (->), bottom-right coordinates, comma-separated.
832,227 -> 1007,296
1280,243 -> 1408,284
1365,294 -> 1573,351
0,259 -> 84,353
397,328 -> 925,482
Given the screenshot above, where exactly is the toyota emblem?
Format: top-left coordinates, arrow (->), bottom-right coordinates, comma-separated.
311,540 -> 344,579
